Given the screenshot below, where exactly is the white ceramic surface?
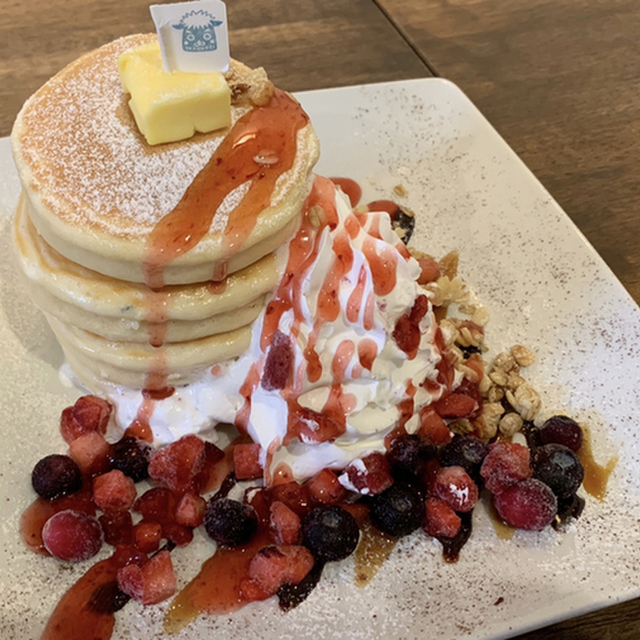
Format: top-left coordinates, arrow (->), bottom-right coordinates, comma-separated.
1,78 -> 639,639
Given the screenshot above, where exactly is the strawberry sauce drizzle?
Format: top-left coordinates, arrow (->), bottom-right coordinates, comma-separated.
143,89 -> 309,290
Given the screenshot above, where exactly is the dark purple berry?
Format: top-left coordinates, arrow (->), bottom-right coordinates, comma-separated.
532,443 -> 584,499
539,416 -> 583,452
386,434 -> 435,483
369,483 -> 423,537
32,454 -> 82,500
302,505 -> 359,562
204,498 -> 258,547
439,435 -> 489,481
109,437 -> 152,482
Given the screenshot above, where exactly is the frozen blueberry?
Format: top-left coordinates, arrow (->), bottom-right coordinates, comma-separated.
32,454 -> 82,500
204,498 -> 258,547
539,416 -> 584,452
369,483 -> 423,537
532,443 -> 584,499
302,505 -> 359,562
109,437 -> 152,483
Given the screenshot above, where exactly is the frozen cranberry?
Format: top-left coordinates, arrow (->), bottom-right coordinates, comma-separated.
532,444 -> 584,499
302,505 -> 359,562
539,416 -> 584,452
369,483 -> 423,537
493,478 -> 557,531
109,437 -> 151,482
204,498 -> 258,547
31,454 -> 82,500
480,442 -> 531,494
42,509 -> 103,561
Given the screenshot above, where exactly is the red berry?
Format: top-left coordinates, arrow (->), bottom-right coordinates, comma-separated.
117,550 -> 177,605
261,330 -> 294,391
306,468 -> 347,504
493,478 -> 557,531
417,407 -> 452,446
270,481 -> 312,517
233,443 -> 263,480
341,452 -> 393,495
93,470 -> 137,513
99,511 -> 133,547
433,393 -> 477,419
431,465 -> 479,513
175,492 -> 206,528
287,407 -> 343,445
480,442 -> 531,494
42,509 -> 103,561
69,432 -> 111,476
424,497 -> 462,538
416,257 -> 441,284
133,521 -> 162,554
539,415 -> 584,452
243,545 -> 315,598
270,501 -> 301,545
60,395 -> 111,444
148,435 -> 207,494
133,487 -> 177,524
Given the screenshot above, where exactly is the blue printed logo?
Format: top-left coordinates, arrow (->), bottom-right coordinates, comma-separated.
172,10 -> 223,52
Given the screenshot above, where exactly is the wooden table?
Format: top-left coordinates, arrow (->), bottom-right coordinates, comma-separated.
1,0 -> 638,638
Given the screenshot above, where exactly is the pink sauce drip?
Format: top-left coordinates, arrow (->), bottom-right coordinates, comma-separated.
329,177 -> 362,207
143,89 -> 309,290
346,264 -> 368,324
322,339 -> 357,423
358,338 -> 378,371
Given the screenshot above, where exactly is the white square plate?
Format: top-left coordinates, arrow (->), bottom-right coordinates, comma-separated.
1,78 -> 639,639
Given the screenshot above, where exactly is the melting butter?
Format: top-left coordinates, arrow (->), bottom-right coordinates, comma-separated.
118,41 -> 231,145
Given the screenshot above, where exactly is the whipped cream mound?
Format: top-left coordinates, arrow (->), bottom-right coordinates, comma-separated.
111,177 -> 446,482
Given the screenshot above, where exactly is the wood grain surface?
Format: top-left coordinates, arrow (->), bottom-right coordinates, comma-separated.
1,0 -> 639,638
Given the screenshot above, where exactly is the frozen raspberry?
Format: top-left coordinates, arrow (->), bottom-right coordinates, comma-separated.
133,521 -> 162,554
31,454 -> 82,500
117,550 -> 177,605
60,395 -> 112,444
270,501 -> 301,545
133,487 -> 177,524
431,465 -> 479,513
424,497 -> 462,538
93,470 -> 137,513
433,393 -> 477,419
493,478 -> 557,531
369,483 -> 423,537
532,444 -> 584,499
417,406 -> 452,445
163,522 -> 194,547
306,468 -> 347,505
42,509 -> 103,562
242,545 -> 315,600
233,443 -> 263,480
262,330 -> 294,390
99,511 -> 133,547
342,452 -> 393,495
109,437 -> 151,482
69,431 -> 111,476
148,435 -> 207,493
539,416 -> 584,452
270,481 -> 311,517
175,492 -> 206,528
393,295 -> 429,357
204,498 -> 258,547
302,505 -> 359,562
480,441 -> 531,495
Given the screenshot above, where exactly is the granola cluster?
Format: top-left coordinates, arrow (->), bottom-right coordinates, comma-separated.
413,248 -> 542,442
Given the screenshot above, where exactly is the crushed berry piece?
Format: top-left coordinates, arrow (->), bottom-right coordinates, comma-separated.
262,330 -> 294,390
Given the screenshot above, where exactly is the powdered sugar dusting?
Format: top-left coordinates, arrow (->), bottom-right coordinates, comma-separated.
13,34 -> 312,244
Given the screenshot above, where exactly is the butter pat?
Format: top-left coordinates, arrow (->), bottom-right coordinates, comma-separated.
118,41 -> 231,145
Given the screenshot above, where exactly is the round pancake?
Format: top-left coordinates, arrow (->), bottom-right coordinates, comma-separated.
12,33 -> 319,285
47,314 -> 251,390
13,196 -> 279,342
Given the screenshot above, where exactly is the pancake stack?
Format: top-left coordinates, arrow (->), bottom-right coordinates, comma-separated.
12,34 -> 319,391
